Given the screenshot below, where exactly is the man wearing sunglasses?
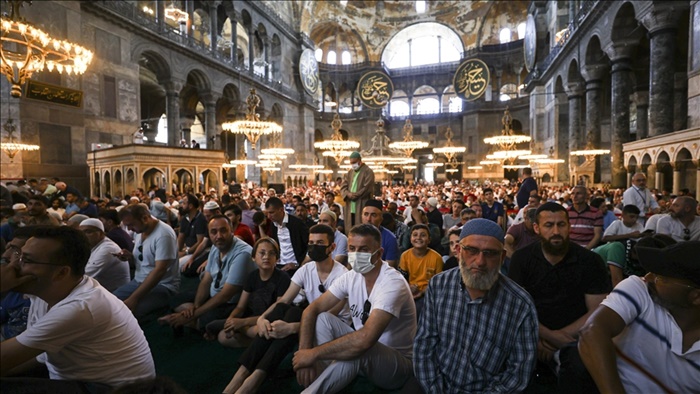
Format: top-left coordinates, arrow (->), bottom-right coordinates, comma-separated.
413,218 -> 538,393
0,226 -> 155,391
113,203 -> 179,320
656,196 -> 700,242
293,224 -> 415,394
579,241 -> 700,392
509,202 -> 611,392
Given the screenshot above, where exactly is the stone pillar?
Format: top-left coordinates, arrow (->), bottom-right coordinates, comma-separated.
209,3 -> 218,54
641,6 -> 680,136
674,72 -> 688,131
646,164 -> 656,189
635,91 -> 649,140
689,1 -> 700,128
203,96 -> 219,149
248,27 -> 255,71
655,169 -> 664,191
627,171 -> 633,188
230,18 -> 238,66
582,64 -> 606,148
566,81 -> 585,163
672,164 -> 682,195
605,43 -> 634,188
185,0 -> 194,37
264,37 -> 271,80
696,160 -> 700,198
165,80 -> 183,147
156,0 -> 165,31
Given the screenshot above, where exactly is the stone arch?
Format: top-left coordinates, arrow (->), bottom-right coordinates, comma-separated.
656,151 -> 673,192
137,49 -> 170,130
125,168 -> 136,193
477,1 -> 528,46
104,170 -> 111,198
173,168 -> 195,194
627,155 -> 638,173
413,85 -> 439,115
567,58 -> 583,85
584,35 -> 608,68
310,20 -> 369,64
269,103 -> 283,124
201,169 -> 219,192
192,7 -> 211,46
114,169 -> 123,198
94,171 -> 101,198
142,167 -> 167,191
674,147 -> 697,194
610,2 -> 639,43
270,34 -> 282,80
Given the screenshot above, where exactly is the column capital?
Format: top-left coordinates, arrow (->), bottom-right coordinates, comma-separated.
164,79 -> 184,94
200,93 -> 220,107
604,41 -> 637,63
565,81 -> 585,98
639,3 -> 685,35
634,91 -> 649,107
581,64 -> 607,83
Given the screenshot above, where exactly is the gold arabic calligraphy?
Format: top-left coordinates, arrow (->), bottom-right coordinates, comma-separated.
360,74 -> 391,107
454,59 -> 489,101
26,80 -> 83,107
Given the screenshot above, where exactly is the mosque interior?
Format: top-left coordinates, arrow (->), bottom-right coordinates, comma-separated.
0,0 -> 698,197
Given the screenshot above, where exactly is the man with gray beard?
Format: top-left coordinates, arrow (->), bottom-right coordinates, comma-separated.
509,202 -> 611,393
413,219 -> 538,393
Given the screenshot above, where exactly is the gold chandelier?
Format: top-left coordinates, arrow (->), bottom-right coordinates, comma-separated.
483,107 -> 531,151
432,127 -> 466,162
388,119 -> 428,157
570,143 -> 610,161
222,88 -> 282,149
1,1 -> 93,98
314,113 -> 360,163
1,118 -> 38,162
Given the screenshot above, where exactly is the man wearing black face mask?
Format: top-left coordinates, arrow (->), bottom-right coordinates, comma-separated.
293,224 -> 416,394
222,224 -> 350,394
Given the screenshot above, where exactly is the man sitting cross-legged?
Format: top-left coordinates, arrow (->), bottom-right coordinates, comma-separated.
158,215 -> 255,336
222,224 -> 350,394
0,226 -> 154,393
292,223 -> 416,394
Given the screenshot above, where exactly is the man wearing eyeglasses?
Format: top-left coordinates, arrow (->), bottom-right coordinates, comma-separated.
656,196 -> 700,242
579,241 -> 700,392
112,203 -> 179,320
158,215 -> 255,335
293,224 -> 415,394
413,218 -> 538,393
0,226 -> 155,391
509,202 -> 611,392
221,224 -> 349,394
623,173 -> 659,224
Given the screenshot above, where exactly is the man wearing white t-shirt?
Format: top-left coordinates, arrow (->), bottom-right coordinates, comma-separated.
293,224 -> 416,394
579,241 -> 700,393
0,226 -> 154,392
222,224 -> 349,394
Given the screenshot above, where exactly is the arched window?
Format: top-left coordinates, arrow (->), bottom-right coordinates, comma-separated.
517,22 -> 526,40
500,83 -> 518,101
416,98 -> 439,114
499,28 -> 512,43
390,101 -> 410,117
315,48 -> 323,62
341,50 -> 351,65
448,97 -> 462,113
327,50 -> 336,64
415,0 -> 426,13
382,23 -> 463,69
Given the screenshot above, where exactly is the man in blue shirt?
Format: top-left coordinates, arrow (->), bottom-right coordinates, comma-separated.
481,188 -> 504,227
362,199 -> 399,268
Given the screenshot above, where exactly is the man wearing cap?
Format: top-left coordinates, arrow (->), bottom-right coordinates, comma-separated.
414,218 -> 538,393
509,202 -> 611,392
579,241 -> 700,392
340,151 -> 375,230
362,199 -> 400,268
79,218 -> 130,292
24,195 -> 60,227
425,197 -> 444,237
1,204 -> 27,243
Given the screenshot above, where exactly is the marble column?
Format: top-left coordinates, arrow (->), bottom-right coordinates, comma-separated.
264,37 -> 271,80
230,18 -> 238,67
582,64 -> 606,148
674,72 -> 688,131
248,27 -> 255,71
635,91 -> 649,140
655,169 -> 664,191
566,81 -> 585,164
627,171 -> 633,188
156,0 -> 165,31
165,80 -> 183,147
203,96 -> 219,149
209,3 -> 218,54
641,6 -> 679,136
606,43 -> 634,188
646,164 -> 657,190
672,164 -> 682,195
695,160 -> 700,198
185,0 -> 194,37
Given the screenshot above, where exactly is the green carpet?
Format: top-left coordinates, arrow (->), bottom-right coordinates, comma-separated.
142,277 -> 396,394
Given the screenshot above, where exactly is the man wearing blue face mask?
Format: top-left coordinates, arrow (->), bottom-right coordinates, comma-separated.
293,224 -> 416,394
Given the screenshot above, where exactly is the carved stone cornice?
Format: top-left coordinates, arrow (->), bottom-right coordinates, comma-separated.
565,81 -> 585,98
639,2 -> 686,34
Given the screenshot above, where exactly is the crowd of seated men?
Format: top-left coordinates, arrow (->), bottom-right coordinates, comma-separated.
0,173 -> 698,393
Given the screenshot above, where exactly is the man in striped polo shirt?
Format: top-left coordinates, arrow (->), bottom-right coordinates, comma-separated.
567,186 -> 603,249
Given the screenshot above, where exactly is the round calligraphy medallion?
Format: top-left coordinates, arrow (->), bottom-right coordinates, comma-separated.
356,70 -> 394,109
452,58 -> 490,102
524,15 -> 537,72
299,48 -> 320,96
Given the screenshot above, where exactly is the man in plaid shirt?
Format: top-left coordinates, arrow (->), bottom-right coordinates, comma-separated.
414,218 -> 538,393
